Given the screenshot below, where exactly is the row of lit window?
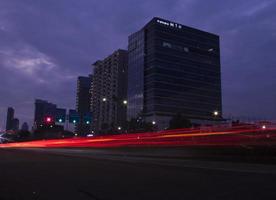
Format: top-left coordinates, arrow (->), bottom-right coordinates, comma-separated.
162,41 -> 189,52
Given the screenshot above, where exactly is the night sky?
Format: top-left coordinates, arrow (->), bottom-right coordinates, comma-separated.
0,0 -> 276,129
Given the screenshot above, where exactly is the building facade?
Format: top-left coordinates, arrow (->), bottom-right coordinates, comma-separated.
127,17 -> 222,129
21,122 -> 29,131
91,49 -> 128,133
76,75 -> 92,135
34,99 -> 57,128
12,118 -> 19,131
5,107 -> 14,131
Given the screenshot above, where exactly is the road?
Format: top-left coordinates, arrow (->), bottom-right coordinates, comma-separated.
0,147 -> 276,200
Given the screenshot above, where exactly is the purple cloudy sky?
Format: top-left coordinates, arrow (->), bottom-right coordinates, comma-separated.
0,0 -> 276,129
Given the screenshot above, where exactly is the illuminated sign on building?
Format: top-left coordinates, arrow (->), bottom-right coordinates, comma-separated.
157,19 -> 182,29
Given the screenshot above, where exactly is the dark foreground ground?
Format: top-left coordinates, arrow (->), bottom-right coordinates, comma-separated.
0,147 -> 276,200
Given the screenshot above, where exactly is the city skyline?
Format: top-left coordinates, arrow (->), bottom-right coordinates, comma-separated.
1,0 -> 276,129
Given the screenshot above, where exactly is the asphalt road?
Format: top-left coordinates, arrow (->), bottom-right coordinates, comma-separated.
0,148 -> 276,200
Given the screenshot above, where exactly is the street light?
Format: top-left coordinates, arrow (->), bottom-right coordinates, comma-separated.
86,121 -> 90,125
118,126 -> 121,130
58,119 -> 63,123
123,100 -> 127,105
102,97 -> 107,102
213,111 -> 219,116
73,120 -> 76,124
152,121 -> 156,125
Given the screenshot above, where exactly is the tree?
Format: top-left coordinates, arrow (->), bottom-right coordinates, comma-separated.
17,130 -> 31,141
169,113 -> 192,129
127,118 -> 154,133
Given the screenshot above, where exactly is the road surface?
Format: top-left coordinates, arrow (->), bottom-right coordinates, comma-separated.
0,147 -> 276,200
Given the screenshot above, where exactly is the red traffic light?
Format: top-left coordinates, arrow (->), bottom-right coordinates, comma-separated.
44,116 -> 54,124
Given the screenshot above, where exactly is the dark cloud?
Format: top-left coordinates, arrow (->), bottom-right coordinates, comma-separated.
0,0 -> 275,128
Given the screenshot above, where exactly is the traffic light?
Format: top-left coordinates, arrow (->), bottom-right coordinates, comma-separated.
83,112 -> 92,125
44,116 -> 54,125
55,108 -> 66,123
69,109 -> 80,124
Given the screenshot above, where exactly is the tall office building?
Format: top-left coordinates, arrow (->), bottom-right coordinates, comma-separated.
127,17 -> 222,129
76,76 -> 92,135
5,107 -> 14,131
12,118 -> 19,131
34,99 -> 57,128
91,49 -> 128,133
21,122 -> 29,131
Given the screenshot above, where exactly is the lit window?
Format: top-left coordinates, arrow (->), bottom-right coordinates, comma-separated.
162,42 -> 172,48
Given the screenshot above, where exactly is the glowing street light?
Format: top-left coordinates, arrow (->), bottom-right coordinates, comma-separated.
262,125 -> 266,130
123,100 -> 127,105
102,98 -> 107,102
213,111 -> 219,116
58,119 -> 63,123
73,120 -> 77,124
86,121 -> 90,125
118,126 -> 121,130
152,121 -> 156,125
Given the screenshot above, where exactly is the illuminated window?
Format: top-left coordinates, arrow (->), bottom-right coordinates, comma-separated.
162,42 -> 172,48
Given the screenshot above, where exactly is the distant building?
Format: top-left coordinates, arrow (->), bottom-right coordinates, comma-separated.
34,99 -> 57,128
12,118 -> 19,131
21,122 -> 29,131
127,17 -> 222,129
76,76 -> 92,135
91,49 -> 128,133
5,107 -> 14,131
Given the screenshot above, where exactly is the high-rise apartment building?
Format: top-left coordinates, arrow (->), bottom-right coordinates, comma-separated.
127,17 -> 222,129
91,49 -> 128,133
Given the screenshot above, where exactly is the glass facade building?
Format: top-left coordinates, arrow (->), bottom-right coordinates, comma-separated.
127,30 -> 145,119
127,17 -> 222,128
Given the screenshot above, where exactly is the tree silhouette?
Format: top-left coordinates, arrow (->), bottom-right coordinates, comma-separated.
169,113 -> 192,129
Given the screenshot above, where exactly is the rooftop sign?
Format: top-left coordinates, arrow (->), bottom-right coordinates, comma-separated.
156,19 -> 182,29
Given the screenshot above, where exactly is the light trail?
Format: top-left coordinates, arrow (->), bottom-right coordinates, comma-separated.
0,126 -> 276,148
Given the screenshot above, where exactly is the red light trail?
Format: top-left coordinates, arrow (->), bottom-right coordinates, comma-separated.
1,125 -> 276,148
